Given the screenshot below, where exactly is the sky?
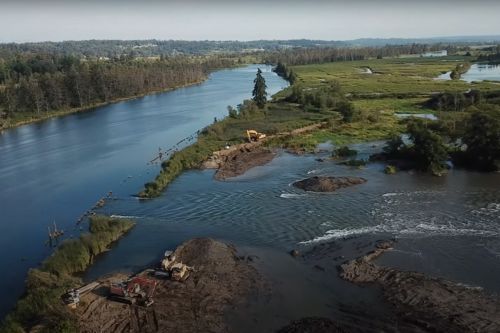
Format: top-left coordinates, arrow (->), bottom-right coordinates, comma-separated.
1,0 -> 500,42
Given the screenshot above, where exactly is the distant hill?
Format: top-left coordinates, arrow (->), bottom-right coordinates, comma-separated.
349,35 -> 500,47
0,36 -> 499,58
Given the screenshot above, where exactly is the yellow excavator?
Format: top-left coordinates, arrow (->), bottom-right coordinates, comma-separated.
246,130 -> 266,142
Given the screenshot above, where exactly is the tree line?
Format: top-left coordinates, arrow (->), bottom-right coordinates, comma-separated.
0,54 -> 235,119
264,44 -> 454,66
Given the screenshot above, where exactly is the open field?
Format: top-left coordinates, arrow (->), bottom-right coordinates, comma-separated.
290,56 -> 500,96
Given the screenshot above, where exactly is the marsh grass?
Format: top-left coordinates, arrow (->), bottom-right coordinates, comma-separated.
291,56 -> 499,95
1,216 -> 135,333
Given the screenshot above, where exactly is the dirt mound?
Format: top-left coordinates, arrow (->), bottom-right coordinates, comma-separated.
77,238 -> 261,333
340,241 -> 500,332
214,147 -> 275,180
276,317 -> 350,333
293,176 -> 367,192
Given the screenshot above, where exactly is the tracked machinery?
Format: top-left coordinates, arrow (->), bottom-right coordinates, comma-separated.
246,130 -> 266,142
62,281 -> 100,309
109,276 -> 158,307
159,250 -> 193,282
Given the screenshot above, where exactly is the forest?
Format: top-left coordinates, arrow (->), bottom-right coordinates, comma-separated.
0,54 -> 235,126
1,37 -> 497,58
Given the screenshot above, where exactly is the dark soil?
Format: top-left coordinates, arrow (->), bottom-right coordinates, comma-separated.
215,147 -> 275,180
293,176 -> 367,192
77,238 -> 261,333
339,241 -> 500,333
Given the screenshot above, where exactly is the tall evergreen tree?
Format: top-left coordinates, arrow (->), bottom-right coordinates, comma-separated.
252,68 -> 267,108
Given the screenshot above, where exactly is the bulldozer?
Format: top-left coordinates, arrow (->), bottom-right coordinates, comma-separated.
170,263 -> 191,282
246,130 -> 266,142
159,250 -> 192,281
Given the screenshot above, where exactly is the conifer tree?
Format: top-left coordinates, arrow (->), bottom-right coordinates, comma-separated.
252,68 -> 267,108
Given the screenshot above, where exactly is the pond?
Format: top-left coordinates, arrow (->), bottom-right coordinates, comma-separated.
436,63 -> 500,82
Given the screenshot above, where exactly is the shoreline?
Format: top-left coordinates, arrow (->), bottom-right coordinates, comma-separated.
0,215 -> 135,333
0,79 -> 207,132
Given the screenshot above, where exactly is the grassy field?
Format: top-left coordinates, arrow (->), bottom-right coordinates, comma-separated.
290,56 -> 500,96
274,56 -> 500,148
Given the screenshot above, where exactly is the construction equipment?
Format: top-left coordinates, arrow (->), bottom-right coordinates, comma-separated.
161,251 -> 176,271
109,276 -> 158,307
62,281 -> 100,308
170,263 -> 191,282
160,250 -> 192,282
246,130 -> 266,142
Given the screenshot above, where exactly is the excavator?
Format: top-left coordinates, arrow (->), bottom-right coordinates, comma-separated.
246,130 -> 266,142
109,276 -> 158,307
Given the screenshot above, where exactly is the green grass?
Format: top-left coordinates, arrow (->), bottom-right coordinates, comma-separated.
352,97 -> 433,114
139,102 -> 331,198
1,216 -> 135,333
290,56 -> 500,96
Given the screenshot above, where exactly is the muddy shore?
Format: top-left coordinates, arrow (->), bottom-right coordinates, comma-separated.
76,238 -> 262,333
338,241 -> 500,332
293,176 -> 367,192
74,236 -> 500,333
214,147 -> 276,180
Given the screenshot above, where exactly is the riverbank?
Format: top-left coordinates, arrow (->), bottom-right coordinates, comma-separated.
138,102 -> 328,198
0,216 -> 135,333
339,241 -> 500,332
76,238 -> 261,333
0,64 -> 287,321
0,79 -> 207,131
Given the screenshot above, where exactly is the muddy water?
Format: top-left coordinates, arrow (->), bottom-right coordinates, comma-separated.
87,142 -> 500,331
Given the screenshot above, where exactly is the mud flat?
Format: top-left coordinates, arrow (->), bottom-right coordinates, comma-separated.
339,241 -> 500,333
213,146 -> 276,180
76,238 -> 261,333
293,176 -> 367,192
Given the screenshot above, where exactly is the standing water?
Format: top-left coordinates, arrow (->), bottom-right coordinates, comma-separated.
0,65 -> 287,318
436,63 -> 500,82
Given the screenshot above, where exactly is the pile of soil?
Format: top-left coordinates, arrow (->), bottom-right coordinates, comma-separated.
214,147 -> 275,180
76,238 -> 261,333
293,176 -> 367,192
339,241 -> 500,332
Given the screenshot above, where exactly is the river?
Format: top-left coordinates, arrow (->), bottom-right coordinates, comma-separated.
86,141 -> 500,331
2,64 -> 500,330
0,64 -> 287,318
